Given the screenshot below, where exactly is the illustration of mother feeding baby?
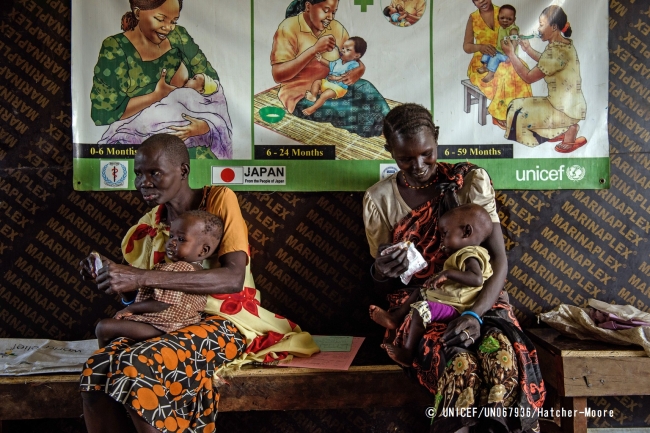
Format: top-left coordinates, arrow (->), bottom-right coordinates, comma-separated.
90,0 -> 233,159
270,0 -> 390,138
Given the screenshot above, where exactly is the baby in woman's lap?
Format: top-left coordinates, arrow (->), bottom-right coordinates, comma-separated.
94,210 -> 222,348
370,204 -> 494,366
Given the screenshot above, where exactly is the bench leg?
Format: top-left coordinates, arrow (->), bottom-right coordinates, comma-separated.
478,95 -> 487,125
464,86 -> 472,113
561,396 -> 587,433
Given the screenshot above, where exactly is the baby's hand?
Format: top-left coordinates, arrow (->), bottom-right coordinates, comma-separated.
115,308 -> 133,320
315,52 -> 322,61
425,271 -> 448,290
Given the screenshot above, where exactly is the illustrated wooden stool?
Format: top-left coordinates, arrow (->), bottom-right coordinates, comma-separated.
461,79 -> 487,125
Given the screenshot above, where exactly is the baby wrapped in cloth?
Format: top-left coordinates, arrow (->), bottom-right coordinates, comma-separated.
98,74 -> 233,159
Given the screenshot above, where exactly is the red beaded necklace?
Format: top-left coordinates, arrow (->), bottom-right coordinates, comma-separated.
401,171 -> 436,189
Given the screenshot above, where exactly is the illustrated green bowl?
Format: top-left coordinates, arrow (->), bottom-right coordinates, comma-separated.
259,106 -> 286,123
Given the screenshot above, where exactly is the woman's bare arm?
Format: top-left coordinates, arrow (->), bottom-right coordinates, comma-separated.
463,16 -> 496,56
441,221 -> 507,347
97,251 -> 248,296
519,40 -> 541,62
340,60 -> 365,86
121,69 -> 175,119
272,35 -> 337,83
502,39 -> 545,83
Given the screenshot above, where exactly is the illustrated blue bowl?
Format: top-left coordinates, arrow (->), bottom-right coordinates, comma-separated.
259,106 -> 286,123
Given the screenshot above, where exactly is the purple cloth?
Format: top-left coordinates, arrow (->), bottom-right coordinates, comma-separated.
427,301 -> 459,323
98,86 -> 233,159
589,308 -> 650,330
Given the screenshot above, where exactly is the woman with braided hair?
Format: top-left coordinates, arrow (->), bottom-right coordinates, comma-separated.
363,103 -> 544,432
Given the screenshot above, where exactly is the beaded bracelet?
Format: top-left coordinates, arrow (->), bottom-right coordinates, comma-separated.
461,310 -> 483,325
370,263 -> 390,283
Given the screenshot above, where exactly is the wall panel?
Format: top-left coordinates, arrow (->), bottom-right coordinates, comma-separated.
0,0 -> 648,430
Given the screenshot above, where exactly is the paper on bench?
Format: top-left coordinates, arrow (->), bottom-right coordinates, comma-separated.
278,337 -> 364,370
0,338 -> 99,376
311,335 -> 353,352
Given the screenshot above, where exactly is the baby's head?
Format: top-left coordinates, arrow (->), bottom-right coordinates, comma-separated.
340,36 -> 367,62
438,204 -> 493,254
165,210 -> 223,263
498,4 -> 516,28
184,73 -> 219,96
383,5 -> 398,16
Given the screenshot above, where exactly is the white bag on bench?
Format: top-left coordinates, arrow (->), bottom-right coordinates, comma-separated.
0,338 -> 98,376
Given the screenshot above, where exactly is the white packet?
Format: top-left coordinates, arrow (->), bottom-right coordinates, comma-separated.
380,241 -> 428,285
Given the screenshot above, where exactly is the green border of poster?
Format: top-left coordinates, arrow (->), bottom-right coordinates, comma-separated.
73,1 -> 610,192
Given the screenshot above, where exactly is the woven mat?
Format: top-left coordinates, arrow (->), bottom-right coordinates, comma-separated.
254,86 -> 397,160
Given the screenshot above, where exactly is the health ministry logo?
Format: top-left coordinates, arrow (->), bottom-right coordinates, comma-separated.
100,160 -> 128,188
380,164 -> 399,180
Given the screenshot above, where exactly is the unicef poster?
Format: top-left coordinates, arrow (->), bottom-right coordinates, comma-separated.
72,0 -> 607,191
433,0 -> 610,189
71,0 -> 430,191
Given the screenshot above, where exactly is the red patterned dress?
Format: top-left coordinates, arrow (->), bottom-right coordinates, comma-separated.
364,163 -> 545,432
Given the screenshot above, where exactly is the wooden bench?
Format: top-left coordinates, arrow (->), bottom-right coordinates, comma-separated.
527,328 -> 650,433
461,79 -> 487,126
0,344 -> 430,428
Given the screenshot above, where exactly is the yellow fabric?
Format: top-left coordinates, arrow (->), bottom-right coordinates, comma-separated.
320,79 -> 347,99
424,246 -> 493,312
537,41 -> 586,121
121,186 -> 318,370
270,13 -> 349,113
363,168 -> 499,258
467,7 -> 532,120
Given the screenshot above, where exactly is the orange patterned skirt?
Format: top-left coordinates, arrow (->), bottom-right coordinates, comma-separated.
80,315 -> 245,432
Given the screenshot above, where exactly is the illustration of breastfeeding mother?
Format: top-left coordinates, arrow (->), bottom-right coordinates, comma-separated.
502,5 -> 587,153
90,0 -> 233,159
270,0 -> 389,138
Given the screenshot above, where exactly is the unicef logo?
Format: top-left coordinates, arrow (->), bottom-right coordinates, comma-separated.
566,165 -> 586,182
101,162 -> 128,187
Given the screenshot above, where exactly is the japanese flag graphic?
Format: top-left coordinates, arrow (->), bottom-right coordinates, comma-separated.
212,166 -> 243,184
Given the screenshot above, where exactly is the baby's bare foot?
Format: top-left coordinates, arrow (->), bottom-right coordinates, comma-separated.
477,66 -> 487,74
481,71 -> 495,83
369,305 -> 398,330
302,106 -> 316,116
381,343 -> 414,367
305,91 -> 317,102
